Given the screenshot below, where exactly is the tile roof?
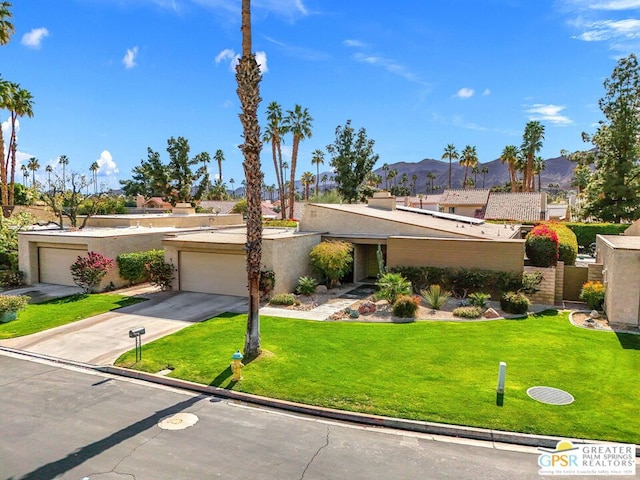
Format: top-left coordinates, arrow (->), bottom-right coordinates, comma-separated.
439,189 -> 490,206
483,192 -> 545,222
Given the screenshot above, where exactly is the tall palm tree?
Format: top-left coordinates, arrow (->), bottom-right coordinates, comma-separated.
214,149 -> 224,183
442,144 -> 458,189
480,165 -> 489,188
0,1 -> 14,46
282,161 -> 289,192
6,85 -> 34,205
411,174 -> 418,195
20,164 -> 27,186
27,157 -> 39,188
0,76 -> 10,206
45,164 -> 52,190
321,173 -> 328,192
263,101 -> 287,219
229,177 -> 235,198
283,104 -> 313,219
500,145 -> 519,192
301,171 -> 314,200
427,172 -> 436,193
236,0 -> 263,360
89,161 -> 99,193
533,156 -> 546,192
381,163 -> 390,190
58,155 -> 69,191
311,149 -> 324,196
471,165 -> 479,188
459,145 -> 478,190
521,121 -> 545,192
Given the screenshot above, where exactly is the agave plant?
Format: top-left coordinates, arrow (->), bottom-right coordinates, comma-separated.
420,284 -> 451,310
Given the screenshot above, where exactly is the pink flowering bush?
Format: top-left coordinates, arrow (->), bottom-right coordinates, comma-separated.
70,251 -> 114,293
525,225 -> 559,267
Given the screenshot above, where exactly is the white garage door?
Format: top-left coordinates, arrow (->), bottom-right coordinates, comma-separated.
179,251 -> 247,296
39,247 -> 87,286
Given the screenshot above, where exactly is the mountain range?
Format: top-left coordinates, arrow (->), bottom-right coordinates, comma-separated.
368,155 -> 576,194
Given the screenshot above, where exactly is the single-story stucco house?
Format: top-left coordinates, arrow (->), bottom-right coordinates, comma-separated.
18,212 -> 243,290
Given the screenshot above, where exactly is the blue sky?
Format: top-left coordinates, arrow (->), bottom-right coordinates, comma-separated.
3,0 -> 640,190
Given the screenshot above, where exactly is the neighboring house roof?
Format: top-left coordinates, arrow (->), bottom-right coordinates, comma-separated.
439,189 -> 490,206
483,192 -> 546,222
144,197 -> 172,209
199,201 -> 237,214
547,203 -> 570,221
302,203 -> 520,240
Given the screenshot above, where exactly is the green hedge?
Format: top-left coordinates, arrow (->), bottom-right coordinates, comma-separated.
264,219 -> 298,228
116,250 -> 165,285
566,222 -> 629,249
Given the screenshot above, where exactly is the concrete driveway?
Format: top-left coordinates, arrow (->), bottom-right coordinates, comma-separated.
0,290 -> 247,365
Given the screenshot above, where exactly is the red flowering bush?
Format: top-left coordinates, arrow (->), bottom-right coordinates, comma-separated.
70,251 -> 115,293
525,225 -> 559,267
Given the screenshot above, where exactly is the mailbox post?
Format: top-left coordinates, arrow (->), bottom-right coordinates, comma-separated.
129,327 -> 146,362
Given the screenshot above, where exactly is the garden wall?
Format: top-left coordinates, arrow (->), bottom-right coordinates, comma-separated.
524,262 -> 564,306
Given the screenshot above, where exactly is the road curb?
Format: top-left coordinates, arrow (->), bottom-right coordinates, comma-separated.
2,347 -> 638,457
96,364 -> 640,457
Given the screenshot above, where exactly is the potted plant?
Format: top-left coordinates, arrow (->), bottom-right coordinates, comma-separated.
0,294 -> 30,323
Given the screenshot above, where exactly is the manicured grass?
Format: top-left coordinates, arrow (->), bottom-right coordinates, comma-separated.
115,311 -> 640,444
0,294 -> 145,339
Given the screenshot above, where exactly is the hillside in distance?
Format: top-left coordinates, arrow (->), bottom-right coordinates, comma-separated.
372,156 -> 576,193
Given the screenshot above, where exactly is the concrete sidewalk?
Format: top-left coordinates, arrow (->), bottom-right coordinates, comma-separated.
0,290 -> 247,365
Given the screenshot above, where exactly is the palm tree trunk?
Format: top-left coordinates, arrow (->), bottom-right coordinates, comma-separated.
237,0 -> 262,361
288,137 -> 299,219
0,130 -> 6,207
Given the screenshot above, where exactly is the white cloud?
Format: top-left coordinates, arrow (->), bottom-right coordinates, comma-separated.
353,52 -> 424,84
343,39 -> 365,48
483,88 -> 491,96
122,46 -> 139,69
215,48 -> 268,74
455,88 -> 475,99
21,27 -> 49,49
574,18 -> 640,41
96,150 -> 119,176
589,0 -> 640,10
526,104 -> 574,125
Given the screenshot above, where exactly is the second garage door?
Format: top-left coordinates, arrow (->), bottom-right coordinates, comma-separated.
39,246 -> 87,286
179,251 -> 247,296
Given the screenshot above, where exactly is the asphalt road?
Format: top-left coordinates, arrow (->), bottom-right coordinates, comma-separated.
0,353 -> 631,480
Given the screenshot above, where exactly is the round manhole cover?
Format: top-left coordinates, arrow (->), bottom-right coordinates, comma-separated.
158,412 -> 199,430
527,386 -> 574,405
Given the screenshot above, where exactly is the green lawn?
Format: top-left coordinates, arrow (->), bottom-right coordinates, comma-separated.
115,311 -> 640,444
0,294 -> 145,339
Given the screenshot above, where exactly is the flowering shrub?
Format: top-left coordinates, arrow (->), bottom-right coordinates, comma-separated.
542,221 -> 579,266
144,258 -> 176,291
525,225 -> 559,267
0,294 -> 30,313
392,295 -> 420,318
580,281 -> 606,311
70,251 -> 114,293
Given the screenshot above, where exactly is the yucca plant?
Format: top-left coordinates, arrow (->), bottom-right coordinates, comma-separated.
420,284 -> 451,310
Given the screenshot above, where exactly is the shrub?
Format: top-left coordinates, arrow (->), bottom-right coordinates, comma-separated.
231,199 -> 247,215
358,301 -> 376,315
389,266 -> 432,293
521,271 -> 544,295
579,281 -> 606,311
270,293 -> 298,306
309,241 -> 353,288
117,250 -> 165,285
500,291 -> 531,315
0,269 -> 24,288
525,225 -> 559,267
296,276 -> 317,296
259,270 -> 276,300
467,292 -> 491,308
144,258 -> 176,291
376,272 -> 412,305
566,222 -> 629,251
449,268 -> 490,298
70,251 -> 115,293
452,306 -> 483,318
263,219 -> 298,228
542,221 -> 578,266
494,270 -> 523,293
0,294 -> 30,313
392,295 -> 420,318
420,284 -> 451,309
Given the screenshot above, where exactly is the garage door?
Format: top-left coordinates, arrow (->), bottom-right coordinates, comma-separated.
39,247 -> 87,286
179,251 -> 247,296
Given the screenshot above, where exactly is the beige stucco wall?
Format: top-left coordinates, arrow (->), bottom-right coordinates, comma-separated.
624,219 -> 640,236
300,204 -> 467,238
164,231 -> 322,296
524,263 -> 562,306
387,237 -> 524,272
19,229 -> 170,290
262,232 -> 322,294
84,213 -> 242,229
598,236 -> 640,326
